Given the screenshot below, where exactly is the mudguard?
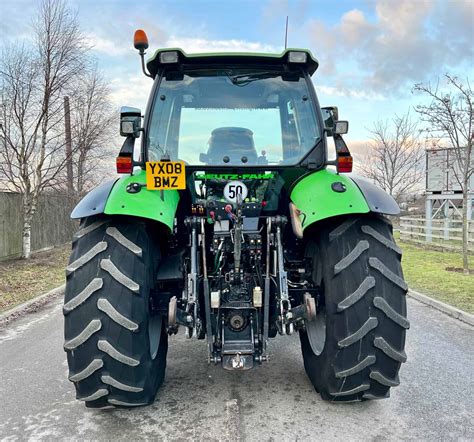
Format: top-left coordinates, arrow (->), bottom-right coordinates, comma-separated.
348,174 -> 400,215
71,170 -> 180,231
290,169 -> 399,231
70,179 -> 118,220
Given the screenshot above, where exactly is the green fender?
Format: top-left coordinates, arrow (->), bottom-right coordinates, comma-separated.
104,170 -> 180,231
290,169 -> 370,230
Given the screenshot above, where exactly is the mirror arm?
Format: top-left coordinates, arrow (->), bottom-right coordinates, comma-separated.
118,136 -> 144,168
119,136 -> 135,156
334,134 -> 349,153
139,49 -> 153,78
323,127 -> 334,137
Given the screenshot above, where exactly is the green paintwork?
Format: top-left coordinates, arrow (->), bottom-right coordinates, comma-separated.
290,169 -> 370,230
146,48 -> 319,78
104,170 -> 180,231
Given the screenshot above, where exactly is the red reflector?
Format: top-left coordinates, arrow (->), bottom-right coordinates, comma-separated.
337,155 -> 353,173
116,156 -> 133,174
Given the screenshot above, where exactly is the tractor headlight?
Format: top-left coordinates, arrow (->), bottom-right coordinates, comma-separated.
121,121 -> 134,135
288,51 -> 307,63
159,51 -> 179,64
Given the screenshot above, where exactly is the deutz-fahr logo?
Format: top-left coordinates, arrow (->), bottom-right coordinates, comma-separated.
194,173 -> 276,180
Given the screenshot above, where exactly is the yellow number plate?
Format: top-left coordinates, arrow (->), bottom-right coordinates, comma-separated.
146,161 -> 186,190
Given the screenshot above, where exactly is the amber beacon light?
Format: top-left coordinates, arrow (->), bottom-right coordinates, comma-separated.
134,29 -> 149,52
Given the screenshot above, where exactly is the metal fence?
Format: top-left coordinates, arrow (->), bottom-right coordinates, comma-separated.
399,216 -> 474,253
0,192 -> 78,261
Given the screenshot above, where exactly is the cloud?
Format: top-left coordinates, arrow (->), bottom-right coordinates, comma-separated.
108,74 -> 152,109
82,19 -> 169,57
85,31 -> 280,58
317,85 -> 385,101
84,32 -> 131,56
339,9 -> 375,45
308,0 -> 473,94
160,37 -> 279,54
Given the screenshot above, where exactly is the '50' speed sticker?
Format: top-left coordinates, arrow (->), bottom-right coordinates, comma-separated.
146,161 -> 186,190
224,180 -> 248,204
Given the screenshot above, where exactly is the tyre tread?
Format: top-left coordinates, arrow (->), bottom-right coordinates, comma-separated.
106,227 -> 143,256
361,225 -> 402,255
66,242 -> 107,274
63,278 -> 103,314
334,240 -> 369,275
64,319 -> 102,350
101,375 -> 143,392
300,215 -> 408,403
100,258 -> 140,292
79,388 -> 108,402
64,216 -> 168,408
373,296 -> 410,329
373,336 -> 407,362
337,317 -> 378,348
337,276 -> 375,312
369,370 -> 400,387
330,383 -> 370,397
335,355 -> 376,378
69,358 -> 103,382
97,298 -> 139,331
97,339 -> 140,367
369,257 -> 408,291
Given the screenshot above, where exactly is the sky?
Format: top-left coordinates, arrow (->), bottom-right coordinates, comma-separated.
1,0 -> 473,160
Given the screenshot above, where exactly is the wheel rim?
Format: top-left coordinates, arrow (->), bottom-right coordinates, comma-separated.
306,308 -> 326,356
148,314 -> 162,359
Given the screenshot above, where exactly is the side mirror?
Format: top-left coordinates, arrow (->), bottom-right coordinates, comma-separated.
120,106 -> 142,138
321,106 -> 339,136
333,120 -> 349,135
321,105 -> 339,121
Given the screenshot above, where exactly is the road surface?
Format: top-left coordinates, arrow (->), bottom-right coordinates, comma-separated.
0,297 -> 473,440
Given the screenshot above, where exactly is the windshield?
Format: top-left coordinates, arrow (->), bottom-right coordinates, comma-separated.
146,68 -> 321,166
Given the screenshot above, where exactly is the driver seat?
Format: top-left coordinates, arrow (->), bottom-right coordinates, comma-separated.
204,127 -> 257,164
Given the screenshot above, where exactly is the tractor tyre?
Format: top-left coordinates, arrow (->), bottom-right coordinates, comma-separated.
63,216 -> 168,408
300,215 -> 409,402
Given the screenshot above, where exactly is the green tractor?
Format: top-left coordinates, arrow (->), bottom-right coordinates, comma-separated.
64,30 -> 409,408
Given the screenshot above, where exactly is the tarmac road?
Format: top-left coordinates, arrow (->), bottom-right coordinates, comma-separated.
0,297 -> 473,441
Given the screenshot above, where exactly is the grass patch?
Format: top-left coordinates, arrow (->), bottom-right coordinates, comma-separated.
0,245 -> 70,313
397,236 -> 474,313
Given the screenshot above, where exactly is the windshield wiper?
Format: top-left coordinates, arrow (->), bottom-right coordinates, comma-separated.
227,71 -> 283,86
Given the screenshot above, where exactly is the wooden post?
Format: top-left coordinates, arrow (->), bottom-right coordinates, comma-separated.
425,197 -> 432,242
443,200 -> 450,240
64,96 -> 73,194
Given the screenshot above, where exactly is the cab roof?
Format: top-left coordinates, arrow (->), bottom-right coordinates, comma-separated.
146,48 -> 319,79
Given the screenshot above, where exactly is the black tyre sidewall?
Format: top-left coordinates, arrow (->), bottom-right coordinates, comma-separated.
64,216 -> 168,407
300,215 -> 408,401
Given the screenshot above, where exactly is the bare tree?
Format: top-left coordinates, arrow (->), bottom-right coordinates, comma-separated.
414,75 -> 473,273
0,0 -> 86,258
361,112 -> 425,202
69,67 -> 116,195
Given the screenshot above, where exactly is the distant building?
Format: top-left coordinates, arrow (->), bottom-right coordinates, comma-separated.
426,147 -> 474,193
425,147 -> 473,241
